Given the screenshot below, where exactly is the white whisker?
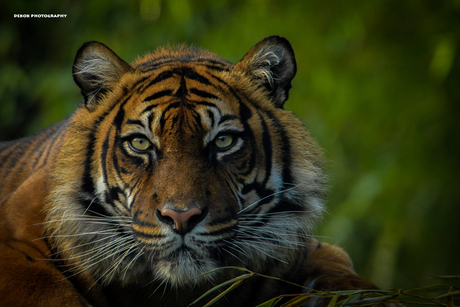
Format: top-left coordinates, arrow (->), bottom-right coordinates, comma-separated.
238,241 -> 288,264
221,246 -> 245,264
50,233 -> 120,258
89,241 -> 139,289
122,245 -> 145,280
237,181 -> 308,215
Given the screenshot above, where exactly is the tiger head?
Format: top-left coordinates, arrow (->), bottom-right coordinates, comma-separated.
45,36 -> 326,289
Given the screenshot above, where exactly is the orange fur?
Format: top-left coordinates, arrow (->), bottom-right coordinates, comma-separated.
0,36 -> 377,306
0,169 -> 90,306
305,240 -> 377,290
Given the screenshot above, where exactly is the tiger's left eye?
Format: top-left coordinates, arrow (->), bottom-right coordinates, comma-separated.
214,134 -> 234,149
130,137 -> 152,152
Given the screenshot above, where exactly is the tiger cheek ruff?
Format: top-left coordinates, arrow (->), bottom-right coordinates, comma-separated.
0,36 -> 377,306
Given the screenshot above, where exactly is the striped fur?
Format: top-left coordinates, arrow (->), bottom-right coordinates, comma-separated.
0,36 -> 376,307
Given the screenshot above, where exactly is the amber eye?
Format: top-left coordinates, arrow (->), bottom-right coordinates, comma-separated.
214,134 -> 234,149
130,137 -> 151,152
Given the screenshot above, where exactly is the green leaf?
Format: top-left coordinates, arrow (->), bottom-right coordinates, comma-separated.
188,273 -> 252,306
404,284 -> 451,296
186,266 -> 253,281
433,289 -> 460,300
201,279 -> 246,307
330,290 -> 362,296
395,295 -> 436,305
331,289 -> 392,296
341,295 -> 397,306
339,293 -> 363,306
280,294 -> 311,307
430,276 -> 460,281
256,296 -> 284,307
327,294 -> 339,307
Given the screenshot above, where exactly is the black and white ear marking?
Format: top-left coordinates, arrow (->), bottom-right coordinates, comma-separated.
236,36 -> 297,108
73,41 -> 133,110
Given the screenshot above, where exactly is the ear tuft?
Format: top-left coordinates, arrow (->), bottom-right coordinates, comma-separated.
73,41 -> 133,109
236,36 -> 297,108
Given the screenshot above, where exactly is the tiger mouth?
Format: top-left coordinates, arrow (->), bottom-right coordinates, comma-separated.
136,232 -> 208,259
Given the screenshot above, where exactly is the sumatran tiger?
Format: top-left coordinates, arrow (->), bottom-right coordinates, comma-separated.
0,36 -> 377,306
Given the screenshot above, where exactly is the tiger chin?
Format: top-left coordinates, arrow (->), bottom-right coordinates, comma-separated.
0,36 -> 378,306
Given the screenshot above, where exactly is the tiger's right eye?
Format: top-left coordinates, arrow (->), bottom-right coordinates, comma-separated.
129,137 -> 152,152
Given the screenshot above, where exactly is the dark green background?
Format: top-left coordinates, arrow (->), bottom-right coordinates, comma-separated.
1,0 -> 459,289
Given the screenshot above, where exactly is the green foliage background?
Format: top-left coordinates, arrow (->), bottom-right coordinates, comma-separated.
1,0 -> 459,290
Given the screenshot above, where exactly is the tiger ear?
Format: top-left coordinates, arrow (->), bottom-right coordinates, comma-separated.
73,41 -> 133,110
235,36 -> 297,108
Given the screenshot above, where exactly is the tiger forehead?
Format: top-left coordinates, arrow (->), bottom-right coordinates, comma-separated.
126,65 -> 235,123
129,58 -> 232,109
121,64 -> 242,148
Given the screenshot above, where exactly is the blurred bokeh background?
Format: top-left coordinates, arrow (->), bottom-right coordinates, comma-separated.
1,0 -> 459,289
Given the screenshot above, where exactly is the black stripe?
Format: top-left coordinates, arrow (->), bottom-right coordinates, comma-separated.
138,58 -> 231,73
185,99 -> 219,108
203,64 -> 230,71
209,215 -> 237,228
38,123 -> 68,169
82,95 -> 129,216
259,116 -> 273,186
219,147 -> 246,165
171,114 -> 180,129
207,110 -> 215,128
175,76 -> 187,97
147,112 -> 156,130
241,182 -> 274,206
182,67 -> 212,85
190,88 -> 218,100
227,89 -> 281,211
113,105 -> 126,130
126,119 -> 145,128
112,141 -> 132,186
195,58 -> 231,66
206,73 -> 228,86
144,70 -> 175,90
266,198 -> 302,215
220,169 -> 240,203
132,76 -> 150,91
105,186 -> 123,206
190,111 -> 202,132
141,104 -> 159,115
100,128 -> 111,192
81,134 -> 97,196
144,90 -> 173,102
162,101 -> 181,115
137,57 -> 184,72
30,133 -> 55,170
100,104 -> 127,199
218,114 -> 239,125
158,101 -> 180,134
118,143 -> 145,168
262,109 -> 294,190
238,102 -> 256,178
79,108 -> 120,218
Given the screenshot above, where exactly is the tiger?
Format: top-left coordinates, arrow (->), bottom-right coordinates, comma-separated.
0,36 -> 377,306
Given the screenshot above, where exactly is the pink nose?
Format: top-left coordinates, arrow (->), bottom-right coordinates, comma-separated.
160,207 -> 203,234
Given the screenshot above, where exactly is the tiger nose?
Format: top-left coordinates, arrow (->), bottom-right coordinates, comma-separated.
159,207 -> 205,234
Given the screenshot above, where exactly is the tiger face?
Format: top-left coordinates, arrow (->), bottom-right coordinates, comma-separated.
45,36 -> 326,290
